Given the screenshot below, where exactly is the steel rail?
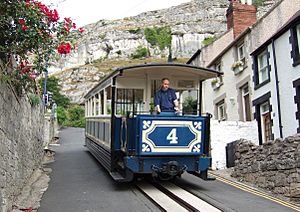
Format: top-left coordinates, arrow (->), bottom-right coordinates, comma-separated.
136,181 -> 221,212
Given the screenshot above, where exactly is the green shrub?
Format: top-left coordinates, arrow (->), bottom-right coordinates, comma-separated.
131,46 -> 149,59
28,93 -> 41,106
183,96 -> 197,114
253,0 -> 265,7
128,28 -> 141,34
65,105 -> 85,128
202,36 -> 216,46
56,106 -> 67,125
144,27 -> 172,50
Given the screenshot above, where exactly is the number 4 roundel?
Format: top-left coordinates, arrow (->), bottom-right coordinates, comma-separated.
167,128 -> 178,144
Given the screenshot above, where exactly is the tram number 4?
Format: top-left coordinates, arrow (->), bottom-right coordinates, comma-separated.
167,128 -> 178,144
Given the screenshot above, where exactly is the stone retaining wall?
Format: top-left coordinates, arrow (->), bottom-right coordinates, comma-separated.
232,135 -> 300,201
0,82 -> 44,212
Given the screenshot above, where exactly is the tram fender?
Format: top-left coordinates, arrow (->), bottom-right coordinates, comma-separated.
124,156 -> 140,172
199,157 -> 211,171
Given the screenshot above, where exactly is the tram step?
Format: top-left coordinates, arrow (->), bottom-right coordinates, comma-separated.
110,171 -> 127,182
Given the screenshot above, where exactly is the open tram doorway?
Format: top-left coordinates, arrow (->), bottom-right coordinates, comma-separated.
150,79 -> 199,115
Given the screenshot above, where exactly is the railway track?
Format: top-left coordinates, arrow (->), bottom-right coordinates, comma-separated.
136,181 -> 222,212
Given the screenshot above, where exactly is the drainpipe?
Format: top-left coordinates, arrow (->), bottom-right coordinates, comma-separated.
271,39 -> 283,138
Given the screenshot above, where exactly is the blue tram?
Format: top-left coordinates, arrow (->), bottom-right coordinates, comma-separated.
84,63 -> 221,182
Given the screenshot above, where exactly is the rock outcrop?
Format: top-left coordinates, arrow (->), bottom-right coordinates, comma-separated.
50,0 -> 229,73
50,0 -> 280,103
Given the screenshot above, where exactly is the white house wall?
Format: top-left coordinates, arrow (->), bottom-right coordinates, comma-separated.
251,44 -> 279,136
198,29 -> 234,67
251,33 -> 299,140
250,0 -> 300,52
274,31 -> 300,137
212,48 -> 242,121
202,34 -> 254,121
210,120 -> 258,170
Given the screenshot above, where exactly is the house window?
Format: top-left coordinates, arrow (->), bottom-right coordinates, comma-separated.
237,42 -> 245,64
260,102 -> 271,143
242,84 -> 251,121
216,63 -> 223,84
216,100 -> 226,121
216,62 -> 222,72
293,78 -> 300,133
253,48 -> 270,89
291,23 -> 300,66
258,50 -> 269,84
211,62 -> 223,90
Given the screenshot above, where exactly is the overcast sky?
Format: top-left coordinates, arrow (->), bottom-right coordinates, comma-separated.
43,0 -> 191,27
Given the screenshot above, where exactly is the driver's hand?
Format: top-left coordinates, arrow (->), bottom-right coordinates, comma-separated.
156,105 -> 161,113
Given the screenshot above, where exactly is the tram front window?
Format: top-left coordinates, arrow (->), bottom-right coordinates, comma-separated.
116,88 -> 144,116
180,90 -> 198,115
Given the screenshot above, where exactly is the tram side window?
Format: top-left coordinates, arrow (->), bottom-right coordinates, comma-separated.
100,90 -> 104,115
95,93 -> 99,115
106,86 -> 112,115
116,88 -> 144,116
89,121 -> 92,134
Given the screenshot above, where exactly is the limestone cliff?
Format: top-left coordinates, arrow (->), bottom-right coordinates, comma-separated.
50,0 -> 279,104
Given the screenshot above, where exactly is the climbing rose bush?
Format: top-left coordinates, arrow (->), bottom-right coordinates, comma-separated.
0,0 -> 84,92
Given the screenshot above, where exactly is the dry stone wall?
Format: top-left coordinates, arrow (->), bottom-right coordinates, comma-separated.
232,135 -> 300,201
0,82 -> 44,212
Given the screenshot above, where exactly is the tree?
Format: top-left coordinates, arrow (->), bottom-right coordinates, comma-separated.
0,0 -> 84,93
144,27 -> 172,51
66,105 -> 85,128
56,106 -> 67,125
38,76 -> 70,108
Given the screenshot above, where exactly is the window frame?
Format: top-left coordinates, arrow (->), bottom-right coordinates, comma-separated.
291,23 -> 300,67
216,62 -> 222,72
211,61 -> 223,90
241,83 -> 251,121
237,42 -> 246,64
253,48 -> 271,89
293,78 -> 300,133
216,100 -> 226,121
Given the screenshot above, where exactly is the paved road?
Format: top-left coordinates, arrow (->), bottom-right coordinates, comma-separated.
39,128 -> 158,212
174,174 -> 297,212
39,127 -> 298,212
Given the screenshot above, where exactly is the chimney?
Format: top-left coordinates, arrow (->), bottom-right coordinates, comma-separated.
226,0 -> 256,38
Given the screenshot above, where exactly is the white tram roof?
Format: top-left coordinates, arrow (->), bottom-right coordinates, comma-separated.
84,63 -> 222,99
